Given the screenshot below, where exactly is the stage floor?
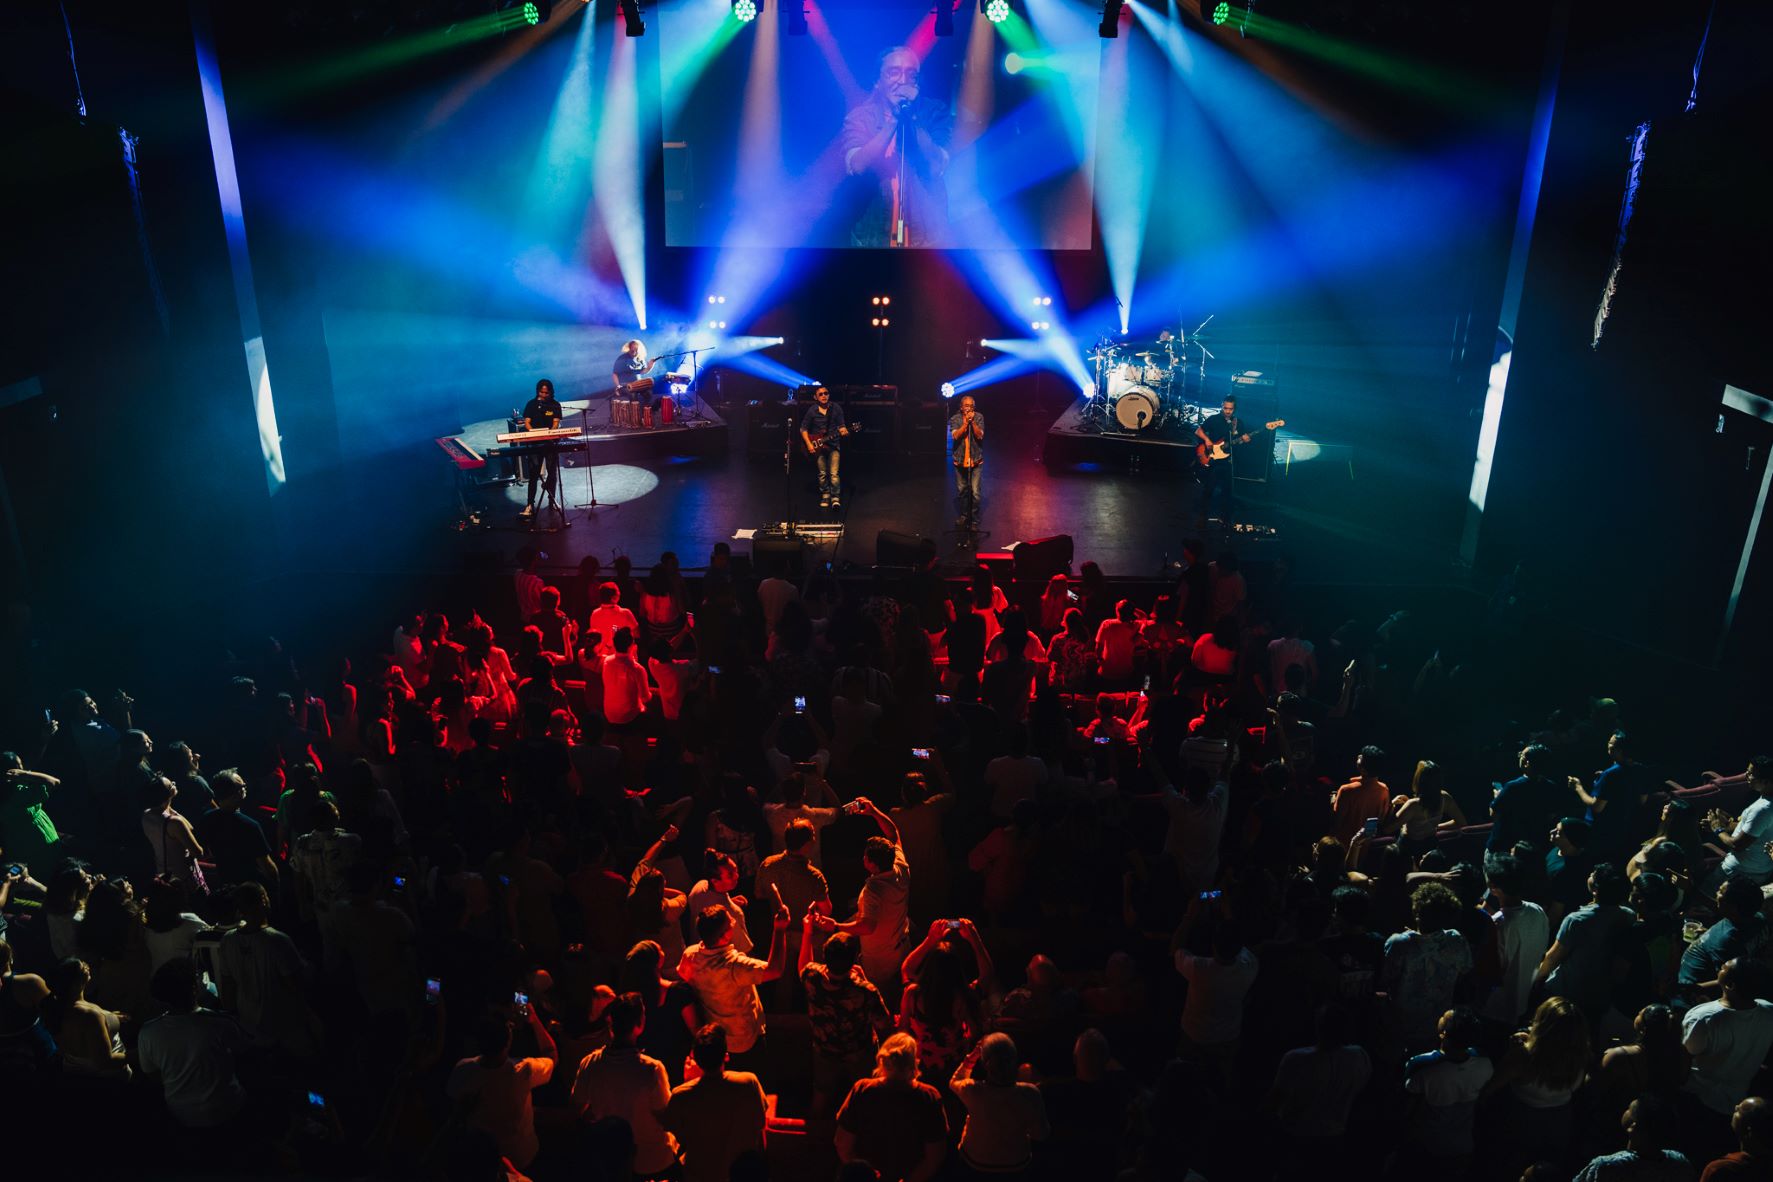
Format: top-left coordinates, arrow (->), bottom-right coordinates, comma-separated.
428,397 -> 1467,584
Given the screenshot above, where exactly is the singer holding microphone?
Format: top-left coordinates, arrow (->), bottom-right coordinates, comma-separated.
841,47 -> 953,248
949,394 -> 985,529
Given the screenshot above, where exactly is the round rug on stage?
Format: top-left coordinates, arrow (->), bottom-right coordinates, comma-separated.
495,464 -> 659,507
457,416 -> 661,507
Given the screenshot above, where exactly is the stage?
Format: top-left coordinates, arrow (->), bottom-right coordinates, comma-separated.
420,386 -> 1464,586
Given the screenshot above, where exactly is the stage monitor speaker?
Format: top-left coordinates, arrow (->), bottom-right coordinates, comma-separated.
876,529 -> 932,568
975,551 -> 1015,584
1011,533 -> 1073,588
752,535 -> 807,578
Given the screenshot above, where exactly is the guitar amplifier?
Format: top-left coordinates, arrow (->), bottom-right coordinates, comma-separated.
744,399 -> 794,456
834,384 -> 898,405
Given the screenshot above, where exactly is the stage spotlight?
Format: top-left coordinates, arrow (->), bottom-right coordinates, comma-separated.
941,382 -> 957,400
783,0 -> 807,35
934,0 -> 955,38
706,294 -> 727,304
1211,1 -> 1229,23
983,0 -> 1009,22
618,0 -> 645,36
707,319 -> 727,329
1032,320 -> 1051,331
1099,0 -> 1124,38
733,0 -> 757,20
522,2 -> 541,24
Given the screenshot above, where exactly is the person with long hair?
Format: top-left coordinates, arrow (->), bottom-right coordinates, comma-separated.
1584,1003 -> 1690,1155
618,940 -> 700,1085
898,933 -> 980,1085
834,1031 -> 949,1182
42,958 -> 129,1078
639,557 -> 692,649
1480,995 -> 1593,1175
77,877 -> 151,1017
141,877 -> 210,974
1047,608 -> 1095,692
1386,760 -> 1468,859
1037,574 -> 1073,640
629,826 -> 689,973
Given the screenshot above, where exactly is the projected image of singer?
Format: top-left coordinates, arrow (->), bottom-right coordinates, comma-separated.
842,48 -> 953,248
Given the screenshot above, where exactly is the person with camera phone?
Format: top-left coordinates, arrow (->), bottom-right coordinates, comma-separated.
445,983 -> 558,1171
811,797 -> 912,999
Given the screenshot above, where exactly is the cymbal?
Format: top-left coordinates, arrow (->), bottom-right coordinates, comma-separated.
1133,351 -> 1156,360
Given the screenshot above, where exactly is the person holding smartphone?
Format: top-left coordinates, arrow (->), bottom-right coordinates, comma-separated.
812,798 -> 912,1000
446,999 -> 558,1171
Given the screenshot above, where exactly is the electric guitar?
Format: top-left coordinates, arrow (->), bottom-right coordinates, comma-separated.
804,423 -> 862,455
1196,419 -> 1284,466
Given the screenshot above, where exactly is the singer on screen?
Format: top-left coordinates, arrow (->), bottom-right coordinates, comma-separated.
841,47 -> 953,248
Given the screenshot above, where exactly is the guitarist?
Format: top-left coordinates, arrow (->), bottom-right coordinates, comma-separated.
799,386 -> 850,510
1195,393 -> 1249,527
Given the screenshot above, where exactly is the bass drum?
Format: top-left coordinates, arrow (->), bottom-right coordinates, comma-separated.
1114,385 -> 1161,431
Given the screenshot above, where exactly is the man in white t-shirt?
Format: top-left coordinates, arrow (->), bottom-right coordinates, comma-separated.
1710,757 -> 1773,886
589,583 -> 640,660
447,1007 -> 558,1169
1401,1008 -> 1493,1162
985,728 -> 1048,819
1266,1005 -> 1372,1155
646,640 -> 699,722
1683,958 -> 1773,1116
572,992 -> 679,1176
1158,766 -> 1229,892
601,628 -> 652,726
137,960 -> 249,1129
1174,921 -> 1259,1052
1094,601 -> 1141,683
1484,854 -> 1550,1024
762,772 -> 841,870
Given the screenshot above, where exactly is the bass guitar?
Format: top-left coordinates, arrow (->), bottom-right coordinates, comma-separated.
1196,419 -> 1284,467
804,423 -> 862,455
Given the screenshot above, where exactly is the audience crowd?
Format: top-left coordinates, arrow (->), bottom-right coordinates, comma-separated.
2,538 -> 1770,1182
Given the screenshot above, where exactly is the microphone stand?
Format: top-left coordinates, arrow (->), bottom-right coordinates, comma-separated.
893,100 -> 912,248
574,395 -> 616,516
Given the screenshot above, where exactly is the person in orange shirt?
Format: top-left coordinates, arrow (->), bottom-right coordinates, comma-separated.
1330,745 -> 1390,846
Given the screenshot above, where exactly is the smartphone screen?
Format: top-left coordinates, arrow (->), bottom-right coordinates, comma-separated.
1094,735 -> 1111,746
425,978 -> 442,1004
912,748 -> 931,760
1362,817 -> 1380,838
793,695 -> 807,712
935,694 -> 951,704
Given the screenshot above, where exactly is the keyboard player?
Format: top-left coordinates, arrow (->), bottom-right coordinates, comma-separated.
519,378 -> 564,518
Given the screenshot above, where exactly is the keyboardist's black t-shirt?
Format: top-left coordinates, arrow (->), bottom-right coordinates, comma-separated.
522,397 -> 562,429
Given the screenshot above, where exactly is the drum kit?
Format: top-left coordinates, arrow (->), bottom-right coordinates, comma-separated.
1085,317 -> 1215,434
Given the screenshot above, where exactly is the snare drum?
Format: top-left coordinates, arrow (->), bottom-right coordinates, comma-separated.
1140,365 -> 1168,385
1113,385 -> 1161,431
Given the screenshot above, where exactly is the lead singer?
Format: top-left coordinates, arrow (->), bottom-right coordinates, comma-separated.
949,395 -> 985,528
841,47 -> 953,248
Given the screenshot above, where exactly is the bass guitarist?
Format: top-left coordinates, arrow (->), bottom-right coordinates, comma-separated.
799,386 -> 853,510
1194,393 -> 1282,528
